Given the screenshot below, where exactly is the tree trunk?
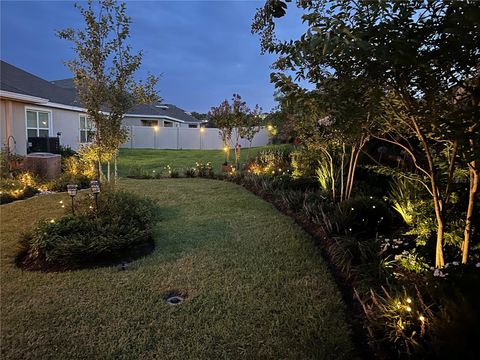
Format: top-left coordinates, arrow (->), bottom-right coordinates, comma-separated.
114,154 -> 118,184
345,145 -> 357,200
410,117 -> 445,268
462,162 -> 479,264
346,141 -> 365,200
340,144 -> 345,202
329,155 -> 336,201
107,161 -> 111,183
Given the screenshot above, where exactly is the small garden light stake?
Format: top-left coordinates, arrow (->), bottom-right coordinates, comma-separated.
90,180 -> 100,212
67,184 -> 78,215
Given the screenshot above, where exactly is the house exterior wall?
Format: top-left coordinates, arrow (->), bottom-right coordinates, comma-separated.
1,99 -> 29,155
0,99 -> 85,155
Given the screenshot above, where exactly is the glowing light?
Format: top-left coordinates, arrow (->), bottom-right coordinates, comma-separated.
59,200 -> 63,204
61,205 -> 65,208
50,219 -> 55,223
351,207 -> 355,211
200,127 -> 205,133
89,205 -> 93,209
406,306 -> 412,312
223,147 -> 229,152
406,298 -> 412,304
419,315 -> 425,322
372,205 -> 376,209
153,126 -> 159,132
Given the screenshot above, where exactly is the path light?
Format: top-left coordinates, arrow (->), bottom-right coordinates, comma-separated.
90,180 -> 100,212
267,124 -> 273,131
67,184 -> 78,215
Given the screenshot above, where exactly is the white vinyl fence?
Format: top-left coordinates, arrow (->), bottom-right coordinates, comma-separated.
122,126 -> 270,150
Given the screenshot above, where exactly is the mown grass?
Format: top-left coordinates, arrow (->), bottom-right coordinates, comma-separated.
1,178 -> 355,359
117,145 -> 291,176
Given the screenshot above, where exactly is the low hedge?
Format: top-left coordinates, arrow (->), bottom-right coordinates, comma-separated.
18,188 -> 158,270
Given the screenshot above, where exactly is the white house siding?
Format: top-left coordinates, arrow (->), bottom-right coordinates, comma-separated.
1,99 -> 30,155
0,99 -> 85,155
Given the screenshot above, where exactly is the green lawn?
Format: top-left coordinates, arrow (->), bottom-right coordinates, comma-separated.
117,145 -> 290,176
1,178 -> 355,359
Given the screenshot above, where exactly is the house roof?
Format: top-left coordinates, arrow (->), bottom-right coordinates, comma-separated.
0,61 -> 80,107
1,60 -> 201,123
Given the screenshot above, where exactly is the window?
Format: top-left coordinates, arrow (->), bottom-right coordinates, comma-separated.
79,115 -> 95,143
141,120 -> 159,127
26,109 -> 51,138
188,124 -> 198,128
163,120 -> 174,127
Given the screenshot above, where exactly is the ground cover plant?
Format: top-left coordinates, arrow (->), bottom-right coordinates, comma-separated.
17,187 -> 158,271
1,178 -> 355,359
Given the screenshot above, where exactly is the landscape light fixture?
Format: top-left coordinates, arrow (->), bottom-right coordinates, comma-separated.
67,184 -> 78,215
90,180 -> 100,212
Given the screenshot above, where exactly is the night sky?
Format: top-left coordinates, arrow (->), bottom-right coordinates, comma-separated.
1,0 -> 306,113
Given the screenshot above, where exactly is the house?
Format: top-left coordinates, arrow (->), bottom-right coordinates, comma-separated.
0,60 -> 202,155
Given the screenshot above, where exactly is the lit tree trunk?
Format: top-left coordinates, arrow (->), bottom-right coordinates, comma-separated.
114,154 -> 118,184
462,161 -> 479,264
422,141 -> 445,268
107,161 -> 111,183
346,140 -> 367,200
344,144 -> 356,201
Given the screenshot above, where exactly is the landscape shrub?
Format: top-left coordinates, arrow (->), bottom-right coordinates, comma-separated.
126,165 -> 162,179
335,197 -> 393,237
195,162 -> 214,178
291,147 -> 323,178
246,147 -> 293,176
0,175 -> 39,204
164,165 -> 180,178
184,167 -> 196,178
46,173 -> 92,192
329,235 -> 379,275
58,145 -> 77,158
19,188 -> 158,269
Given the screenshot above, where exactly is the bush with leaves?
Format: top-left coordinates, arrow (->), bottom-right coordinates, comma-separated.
195,162 -> 214,178
19,188 -> 158,269
0,174 -> 39,204
246,147 -> 293,176
334,197 -> 393,237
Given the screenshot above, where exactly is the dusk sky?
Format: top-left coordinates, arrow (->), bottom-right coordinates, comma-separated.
1,0 -> 306,113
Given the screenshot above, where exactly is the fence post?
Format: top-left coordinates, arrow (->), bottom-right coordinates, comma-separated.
130,126 -> 133,149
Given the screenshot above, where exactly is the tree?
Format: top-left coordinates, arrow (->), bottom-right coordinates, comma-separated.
58,0 -> 159,182
238,104 -> 262,148
190,112 -> 208,122
208,94 -> 260,168
208,99 -> 233,164
253,0 -> 480,267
